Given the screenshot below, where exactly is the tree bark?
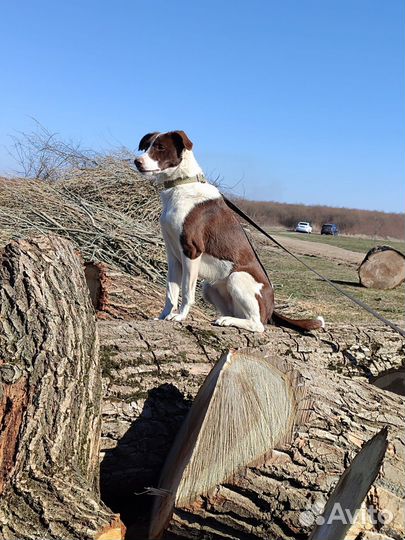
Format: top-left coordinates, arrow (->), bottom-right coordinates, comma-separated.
98,318 -> 405,539
0,236 -> 124,540
358,246 -> 405,289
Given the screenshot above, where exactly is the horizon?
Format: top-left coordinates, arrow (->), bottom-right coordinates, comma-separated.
230,193 -> 405,216
0,0 -> 404,213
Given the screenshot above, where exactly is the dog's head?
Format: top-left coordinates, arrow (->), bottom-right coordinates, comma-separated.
134,130 -> 193,178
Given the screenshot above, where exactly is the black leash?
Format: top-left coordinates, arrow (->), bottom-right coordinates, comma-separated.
222,195 -> 405,339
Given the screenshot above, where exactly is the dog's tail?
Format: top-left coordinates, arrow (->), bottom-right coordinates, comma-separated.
271,311 -> 325,332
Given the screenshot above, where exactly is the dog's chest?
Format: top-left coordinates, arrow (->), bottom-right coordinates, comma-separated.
159,184 -> 221,238
159,198 -> 188,235
159,184 -> 235,281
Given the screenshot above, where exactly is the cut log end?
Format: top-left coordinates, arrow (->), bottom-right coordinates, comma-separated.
309,427 -> 388,540
83,260 -> 167,320
95,516 -> 126,540
358,246 -> 405,290
149,349 -> 310,539
85,261 -> 105,311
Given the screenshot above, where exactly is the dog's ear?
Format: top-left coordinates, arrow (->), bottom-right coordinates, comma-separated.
170,130 -> 193,155
138,132 -> 160,151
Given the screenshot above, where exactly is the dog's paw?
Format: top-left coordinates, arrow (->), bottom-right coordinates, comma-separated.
156,311 -> 177,320
214,316 -> 232,327
166,313 -> 186,322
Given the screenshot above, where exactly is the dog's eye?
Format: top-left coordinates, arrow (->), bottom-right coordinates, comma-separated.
154,144 -> 165,151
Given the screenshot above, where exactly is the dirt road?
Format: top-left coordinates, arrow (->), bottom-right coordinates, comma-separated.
266,234 -> 364,266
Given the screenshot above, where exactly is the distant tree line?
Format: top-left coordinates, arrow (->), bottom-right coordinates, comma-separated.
230,197 -> 405,240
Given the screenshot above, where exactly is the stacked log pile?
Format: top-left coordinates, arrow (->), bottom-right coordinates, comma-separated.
98,319 -> 405,540
148,346 -> 401,540
0,167 -> 404,539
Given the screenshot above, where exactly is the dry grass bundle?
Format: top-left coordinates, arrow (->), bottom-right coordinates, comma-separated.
0,159 -> 167,283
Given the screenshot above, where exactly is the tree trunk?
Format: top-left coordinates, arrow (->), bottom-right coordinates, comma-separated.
97,319 -> 405,539
358,246 -> 405,289
0,236 -> 124,540
151,350 -> 403,540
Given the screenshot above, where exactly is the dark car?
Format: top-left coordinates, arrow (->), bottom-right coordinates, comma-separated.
321,223 -> 339,235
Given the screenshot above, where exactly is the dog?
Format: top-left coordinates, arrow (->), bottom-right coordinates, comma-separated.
135,130 -> 324,333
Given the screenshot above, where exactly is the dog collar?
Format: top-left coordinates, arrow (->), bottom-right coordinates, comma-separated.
163,174 -> 206,189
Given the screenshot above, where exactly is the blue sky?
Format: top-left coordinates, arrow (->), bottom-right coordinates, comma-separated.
0,0 -> 404,212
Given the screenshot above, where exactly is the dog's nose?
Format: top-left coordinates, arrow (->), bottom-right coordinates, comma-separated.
134,158 -> 142,169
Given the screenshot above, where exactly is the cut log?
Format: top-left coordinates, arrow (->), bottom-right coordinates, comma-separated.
309,427 -> 388,540
358,246 -> 405,289
98,318 -> 405,535
84,261 -> 210,322
149,351 -> 310,539
0,236 -> 124,540
84,261 -> 165,320
144,349 -> 404,540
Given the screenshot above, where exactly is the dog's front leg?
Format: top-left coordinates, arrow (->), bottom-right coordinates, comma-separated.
159,250 -> 182,320
167,254 -> 201,322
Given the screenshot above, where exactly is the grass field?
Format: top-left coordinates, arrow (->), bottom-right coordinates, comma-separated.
258,233 -> 405,325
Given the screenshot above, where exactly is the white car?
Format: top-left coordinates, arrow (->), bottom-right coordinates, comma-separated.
295,221 -> 312,233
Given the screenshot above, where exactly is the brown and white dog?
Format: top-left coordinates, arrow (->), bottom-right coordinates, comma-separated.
135,130 -> 324,333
